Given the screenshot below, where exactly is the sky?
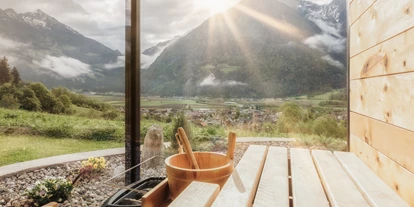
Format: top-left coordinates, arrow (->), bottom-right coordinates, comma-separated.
0,0 -> 333,53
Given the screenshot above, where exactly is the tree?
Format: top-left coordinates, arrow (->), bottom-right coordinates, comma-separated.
278,102 -> 303,134
59,94 -> 72,108
11,67 -> 22,85
29,82 -> 63,114
0,94 -> 20,109
0,83 -> 21,99
0,57 -> 12,85
20,87 -> 41,111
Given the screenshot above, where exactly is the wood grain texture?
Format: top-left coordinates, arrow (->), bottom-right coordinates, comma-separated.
290,148 -> 329,207
350,112 -> 414,173
168,181 -> 220,207
335,151 -> 410,207
253,147 -> 289,207
350,28 -> 414,80
350,135 -> 414,206
142,178 -> 170,207
177,127 -> 199,169
212,145 -> 267,207
165,152 -> 233,199
312,150 -> 370,207
349,0 -> 376,25
227,132 -> 237,161
42,202 -> 58,207
350,72 -> 414,132
350,0 -> 414,57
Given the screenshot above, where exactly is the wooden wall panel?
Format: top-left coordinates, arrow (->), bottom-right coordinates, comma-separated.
350,0 -> 414,57
350,135 -> 414,206
350,28 -> 414,80
350,72 -> 414,131
350,112 -> 414,174
349,0 -> 376,25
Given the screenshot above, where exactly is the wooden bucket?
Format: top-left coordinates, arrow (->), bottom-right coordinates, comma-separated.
165,152 -> 234,199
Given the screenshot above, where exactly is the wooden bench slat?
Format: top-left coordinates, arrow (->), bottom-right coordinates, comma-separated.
312,150 -> 370,207
212,145 -> 267,207
168,181 -> 220,207
290,148 -> 329,207
253,147 -> 289,207
334,151 -> 410,207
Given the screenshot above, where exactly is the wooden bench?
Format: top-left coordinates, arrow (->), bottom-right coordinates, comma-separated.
334,151 -> 409,207
168,181 -> 220,207
171,145 -> 411,207
253,147 -> 288,207
290,148 -> 329,207
211,145 -> 267,207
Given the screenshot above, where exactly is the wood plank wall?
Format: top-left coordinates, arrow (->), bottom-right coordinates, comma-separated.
348,0 -> 414,205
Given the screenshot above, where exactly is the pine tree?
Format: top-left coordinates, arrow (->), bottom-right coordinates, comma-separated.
0,57 -> 12,85
11,67 -> 22,85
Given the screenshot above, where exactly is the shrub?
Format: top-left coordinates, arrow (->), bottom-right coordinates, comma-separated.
19,87 -> 41,111
0,94 -> 20,109
42,125 -> 73,138
101,110 -> 119,120
81,157 -> 106,172
312,116 -> 341,138
25,177 -> 73,206
59,94 -> 72,108
171,111 -> 192,149
80,128 -> 118,141
29,83 -> 62,114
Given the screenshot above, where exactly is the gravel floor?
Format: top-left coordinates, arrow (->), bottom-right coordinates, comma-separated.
0,141 -> 293,207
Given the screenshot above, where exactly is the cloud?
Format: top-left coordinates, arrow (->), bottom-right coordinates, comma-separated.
33,55 -> 91,78
303,33 -> 346,54
200,73 -> 247,86
0,0 -> 124,51
0,35 -> 30,51
104,56 -> 125,69
321,55 -> 345,69
309,18 -> 341,37
307,0 -> 333,5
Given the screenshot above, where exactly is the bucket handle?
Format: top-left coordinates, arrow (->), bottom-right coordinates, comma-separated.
227,132 -> 237,161
177,127 -> 200,169
175,133 -> 184,154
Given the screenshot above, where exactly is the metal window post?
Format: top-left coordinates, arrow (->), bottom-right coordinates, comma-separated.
125,0 -> 141,184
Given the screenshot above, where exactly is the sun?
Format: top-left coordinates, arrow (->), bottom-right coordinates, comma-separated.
197,0 -> 229,15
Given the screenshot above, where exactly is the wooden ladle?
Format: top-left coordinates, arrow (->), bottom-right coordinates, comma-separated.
177,127 -> 200,169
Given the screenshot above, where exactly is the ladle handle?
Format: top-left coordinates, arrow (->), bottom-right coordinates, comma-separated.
177,127 -> 200,169
227,132 -> 237,161
175,133 -> 184,154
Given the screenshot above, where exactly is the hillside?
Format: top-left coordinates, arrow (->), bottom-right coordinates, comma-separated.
142,0 -> 346,98
0,9 -> 124,92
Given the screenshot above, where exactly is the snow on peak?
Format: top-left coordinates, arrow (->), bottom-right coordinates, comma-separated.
4,8 -> 17,18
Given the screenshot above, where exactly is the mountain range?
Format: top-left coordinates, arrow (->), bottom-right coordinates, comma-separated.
142,0 -> 347,98
0,8 -> 124,92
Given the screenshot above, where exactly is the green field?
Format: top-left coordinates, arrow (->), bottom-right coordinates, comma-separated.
85,95 -> 125,107
0,135 -> 123,166
83,89 -> 345,110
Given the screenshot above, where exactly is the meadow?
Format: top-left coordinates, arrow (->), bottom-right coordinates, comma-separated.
86,89 -> 346,110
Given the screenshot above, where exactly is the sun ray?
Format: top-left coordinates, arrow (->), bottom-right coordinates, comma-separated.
233,3 -> 301,37
222,12 -> 255,68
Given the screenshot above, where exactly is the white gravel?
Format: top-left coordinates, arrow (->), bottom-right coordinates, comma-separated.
0,141 -> 293,207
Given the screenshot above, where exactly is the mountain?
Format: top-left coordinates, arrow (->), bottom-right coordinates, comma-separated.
141,0 -> 346,98
141,36 -> 180,69
0,8 -> 124,92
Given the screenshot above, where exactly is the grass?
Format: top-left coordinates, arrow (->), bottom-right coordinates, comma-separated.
0,135 -> 124,166
0,108 -> 124,141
